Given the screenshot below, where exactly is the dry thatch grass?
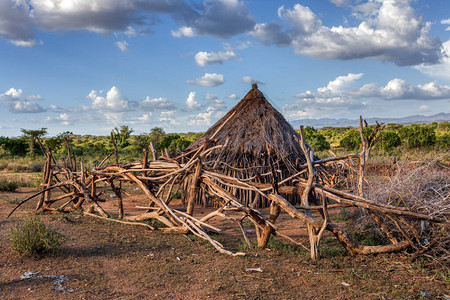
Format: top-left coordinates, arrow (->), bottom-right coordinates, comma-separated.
186,85 -> 314,207
187,85 -> 307,177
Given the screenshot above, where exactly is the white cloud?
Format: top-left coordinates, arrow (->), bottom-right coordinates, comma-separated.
251,22 -> 291,47
442,19 -> 450,31
194,51 -> 237,67
414,40 -> 450,80
296,1 -> 441,66
204,93 -> 218,101
278,4 -> 322,35
124,26 -> 137,37
137,113 -> 152,123
223,41 -> 252,51
318,73 -> 364,93
186,91 -> 201,110
56,113 -> 71,125
418,105 -> 430,112
115,40 -> 129,52
171,26 -> 195,38
0,0 -> 35,46
1,0 -> 254,46
295,74 -> 450,102
0,88 -> 46,113
227,93 -> 239,100
250,1 -> 443,66
330,0 -> 351,7
242,76 -> 266,85
182,0 -> 254,39
140,96 -> 175,111
88,86 -> 136,112
188,104 -> 226,126
159,110 -> 177,125
187,73 -> 225,87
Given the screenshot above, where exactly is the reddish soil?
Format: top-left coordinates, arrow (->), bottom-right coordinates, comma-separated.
1,178 -> 449,299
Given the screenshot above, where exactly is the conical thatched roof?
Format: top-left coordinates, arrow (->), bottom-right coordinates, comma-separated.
187,84 -> 307,177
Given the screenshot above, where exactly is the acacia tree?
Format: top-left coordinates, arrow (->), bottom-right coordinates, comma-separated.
112,125 -> 134,148
21,128 -> 47,157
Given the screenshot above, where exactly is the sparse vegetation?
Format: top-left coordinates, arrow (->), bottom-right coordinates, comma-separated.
8,215 -> 63,255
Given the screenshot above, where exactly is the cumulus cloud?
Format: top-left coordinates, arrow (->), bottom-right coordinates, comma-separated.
176,0 -> 255,39
171,26 -> 195,38
330,0 -> 352,7
115,40 -> 129,52
0,88 -> 46,113
87,86 -> 136,112
227,93 -> 239,100
318,73 -> 364,93
418,105 -> 430,112
242,76 -> 266,85
223,41 -> 252,51
137,113 -> 152,123
188,103 -> 226,126
0,0 -> 35,46
140,96 -> 175,111
414,40 -> 450,80
251,23 -> 291,47
278,4 -> 322,36
204,93 -> 218,101
442,19 -> 450,31
159,110 -> 178,125
1,0 -> 254,46
186,91 -> 201,110
295,74 -> 450,102
187,73 -> 225,87
251,1 -> 443,66
194,50 -> 237,67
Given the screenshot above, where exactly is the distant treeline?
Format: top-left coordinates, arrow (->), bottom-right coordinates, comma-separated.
1,122 -> 449,162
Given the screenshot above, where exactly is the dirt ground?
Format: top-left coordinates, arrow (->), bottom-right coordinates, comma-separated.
1,176 -> 449,299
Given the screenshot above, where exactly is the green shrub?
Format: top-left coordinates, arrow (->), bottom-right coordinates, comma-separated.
379,130 -> 401,152
0,178 -> 19,191
398,124 -> 436,148
304,126 -> 330,152
339,129 -> 361,151
8,215 -> 63,255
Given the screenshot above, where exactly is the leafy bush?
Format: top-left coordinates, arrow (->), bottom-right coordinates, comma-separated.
304,126 -> 330,152
8,215 -> 63,255
436,133 -> 450,151
0,178 -> 19,191
0,137 -> 28,157
398,124 -> 436,148
339,129 -> 361,151
379,130 -> 401,152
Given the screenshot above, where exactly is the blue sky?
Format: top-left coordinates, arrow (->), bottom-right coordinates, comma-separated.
0,0 -> 449,137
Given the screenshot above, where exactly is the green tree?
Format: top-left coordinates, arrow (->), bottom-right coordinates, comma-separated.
112,125 -> 134,148
303,126 -> 330,152
20,128 -> 47,157
160,134 -> 191,154
0,137 -> 28,157
398,125 -> 436,148
339,129 -> 361,151
379,130 -> 401,152
149,127 -> 166,150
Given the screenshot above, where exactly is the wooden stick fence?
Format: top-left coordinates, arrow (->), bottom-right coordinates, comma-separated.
7,121 -> 449,260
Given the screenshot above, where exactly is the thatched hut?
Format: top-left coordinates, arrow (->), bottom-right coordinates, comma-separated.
185,84 -> 312,207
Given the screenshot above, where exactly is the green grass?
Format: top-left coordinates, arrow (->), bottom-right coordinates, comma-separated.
8,215 -> 63,255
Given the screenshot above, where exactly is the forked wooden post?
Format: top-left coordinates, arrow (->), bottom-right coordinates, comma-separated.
299,125 -> 322,260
